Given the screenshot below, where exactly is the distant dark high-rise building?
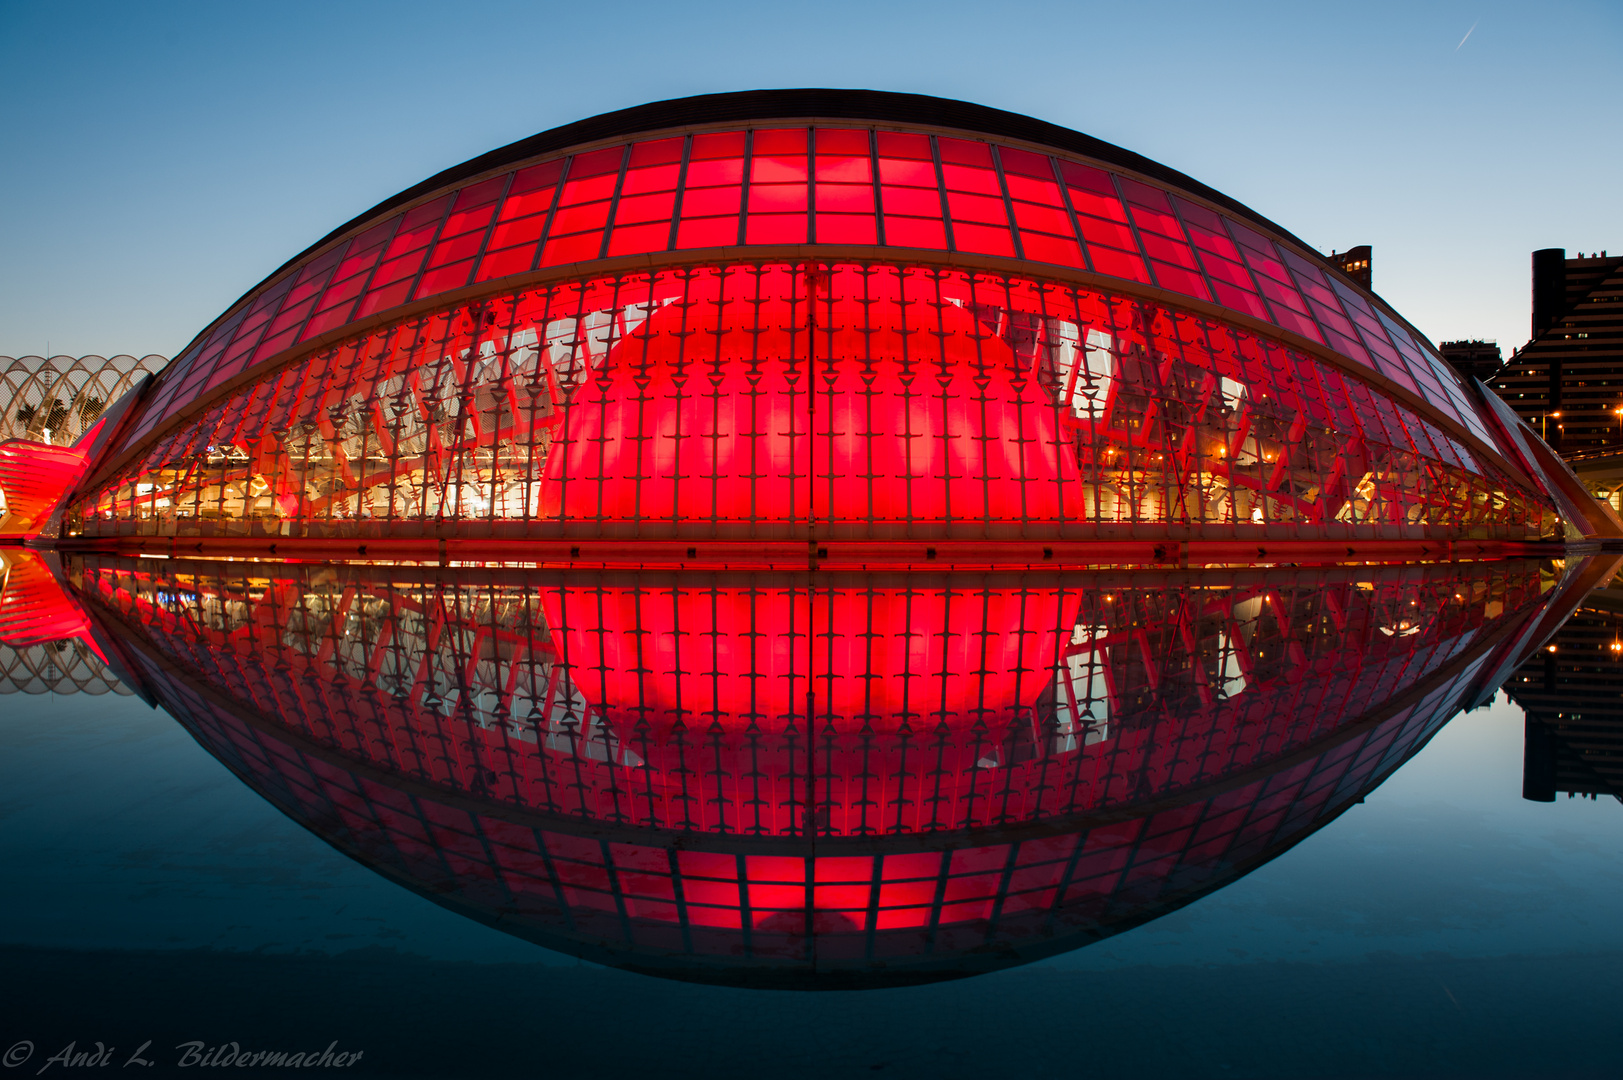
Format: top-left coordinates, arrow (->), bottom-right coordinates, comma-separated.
1439,339 -> 1502,382
1326,245 -> 1372,289
1504,595 -> 1623,804
1490,249 -> 1623,453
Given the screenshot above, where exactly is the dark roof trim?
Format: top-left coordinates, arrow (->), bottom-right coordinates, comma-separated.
274,88 -> 1313,283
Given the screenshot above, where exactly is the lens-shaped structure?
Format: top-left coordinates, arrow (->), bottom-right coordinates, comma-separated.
56,551 -> 1598,986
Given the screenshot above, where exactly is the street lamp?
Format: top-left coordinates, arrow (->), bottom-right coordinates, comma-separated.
1612,405 -> 1621,446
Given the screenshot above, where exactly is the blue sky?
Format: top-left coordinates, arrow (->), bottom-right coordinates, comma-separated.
1,0 -> 1618,361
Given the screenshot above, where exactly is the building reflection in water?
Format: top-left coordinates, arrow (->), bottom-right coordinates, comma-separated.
1507,568 -> 1623,804
0,548 -> 1612,987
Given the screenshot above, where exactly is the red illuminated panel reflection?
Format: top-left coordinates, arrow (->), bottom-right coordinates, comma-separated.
70,553 -> 1580,986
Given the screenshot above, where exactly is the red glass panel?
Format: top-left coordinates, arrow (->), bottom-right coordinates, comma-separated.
368,251 -> 424,289
997,146 -> 1054,179
675,217 -> 739,248
398,195 -> 453,234
946,190 -> 1007,225
877,157 -> 936,186
1269,305 -> 1324,344
1117,176 -> 1172,212
1211,281 -> 1270,321
451,176 -> 506,212
1089,245 -> 1150,282
1012,202 -> 1072,235
748,184 -> 809,213
816,214 -> 878,244
548,202 -> 612,236
424,230 -> 484,269
299,306 -> 352,343
1200,252 -> 1256,292
1256,273 -> 1310,315
354,280 -> 412,319
473,246 -> 535,283
815,183 -> 874,213
883,216 -> 947,249
331,242 -> 385,284
1150,261 -> 1211,301
381,221 -> 441,263
745,214 -> 808,245
1140,231 -> 1199,270
1076,215 -> 1138,251
606,221 -> 673,256
413,259 -> 474,298
940,163 -> 1001,196
1128,204 -> 1183,239
440,204 -> 496,239
952,221 -> 1016,257
265,296 -> 315,339
614,191 -> 678,225
486,214 -> 548,251
1019,232 -> 1084,268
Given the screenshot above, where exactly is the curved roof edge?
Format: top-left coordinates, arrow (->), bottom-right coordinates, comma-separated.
267,88 -> 1316,290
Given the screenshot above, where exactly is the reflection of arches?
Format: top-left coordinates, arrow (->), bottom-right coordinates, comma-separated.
0,355 -> 167,444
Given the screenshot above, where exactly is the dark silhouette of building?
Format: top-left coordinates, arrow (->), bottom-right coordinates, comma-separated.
1490,249 -> 1623,453
1506,583 -> 1623,803
1440,339 -> 1502,382
1326,246 -> 1371,289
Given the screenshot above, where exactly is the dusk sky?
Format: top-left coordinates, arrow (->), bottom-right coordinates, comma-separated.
2,0 -> 1618,362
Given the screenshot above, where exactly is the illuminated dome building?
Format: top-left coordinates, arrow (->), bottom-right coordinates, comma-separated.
0,90 -> 1609,551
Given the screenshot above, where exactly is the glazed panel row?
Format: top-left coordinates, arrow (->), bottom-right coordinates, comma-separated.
114,127 -> 1491,460
77,560 -> 1548,836
71,265 -> 1557,541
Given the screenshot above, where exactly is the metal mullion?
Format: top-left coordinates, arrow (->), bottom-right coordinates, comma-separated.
596,144 -> 633,261
868,129 -> 886,247
805,125 -> 816,245
989,145 -> 1026,262
930,136 -> 956,253
665,135 -> 693,252
737,130 -> 754,247
1051,155 -> 1095,273
1109,173 -> 1160,292
1218,217 -> 1276,307
1167,194 -> 1224,308
400,195 -> 459,306
470,170 -> 517,280
527,155 -> 573,274
345,215 -> 404,314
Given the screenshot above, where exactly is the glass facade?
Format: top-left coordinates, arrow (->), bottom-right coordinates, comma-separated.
69,262 -> 1556,542
66,554 -> 1564,983
101,125 -> 1496,472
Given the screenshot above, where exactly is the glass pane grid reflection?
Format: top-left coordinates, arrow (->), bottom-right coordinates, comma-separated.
74,555 -> 1545,968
